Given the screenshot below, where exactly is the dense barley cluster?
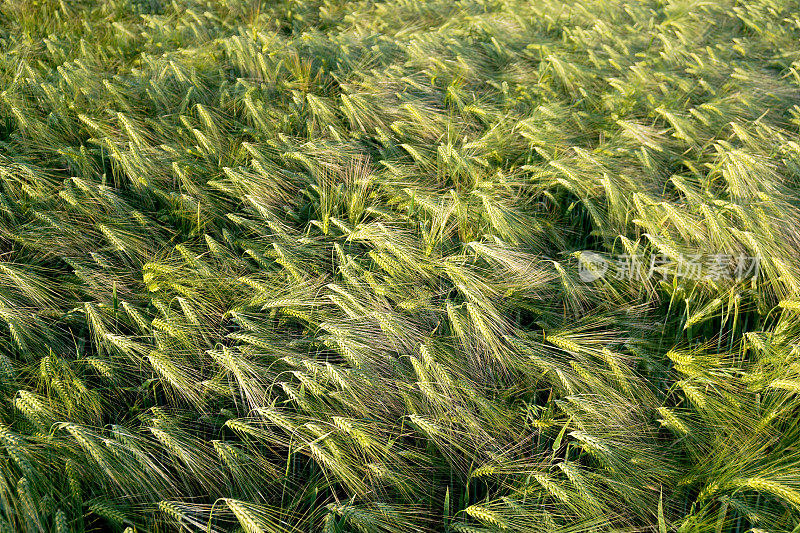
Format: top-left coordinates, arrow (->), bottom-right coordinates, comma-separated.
2,0 -> 800,531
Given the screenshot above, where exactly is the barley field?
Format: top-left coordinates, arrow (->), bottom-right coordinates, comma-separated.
1,0 -> 800,531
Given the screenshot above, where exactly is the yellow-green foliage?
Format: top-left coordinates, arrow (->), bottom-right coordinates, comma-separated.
0,0 -> 800,531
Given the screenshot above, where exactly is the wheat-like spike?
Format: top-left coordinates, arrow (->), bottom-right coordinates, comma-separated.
547,334 -> 582,354
147,351 -> 201,405
408,414 -> 441,436
677,380 -> 707,409
225,499 -> 266,533
89,500 -> 127,526
534,473 -> 571,503
65,459 -> 82,501
159,500 -> 189,526
729,478 -> 800,509
768,379 -> 800,394
558,462 -> 602,509
657,407 -> 689,436
465,505 -> 507,529
17,476 -> 43,531
54,509 -> 69,533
